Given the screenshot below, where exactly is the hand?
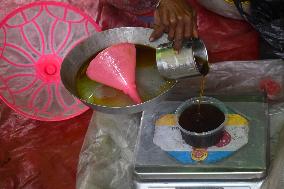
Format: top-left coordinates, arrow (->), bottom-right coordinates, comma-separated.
149,0 -> 198,51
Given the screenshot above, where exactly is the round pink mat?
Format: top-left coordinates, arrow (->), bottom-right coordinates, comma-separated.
0,1 -> 101,121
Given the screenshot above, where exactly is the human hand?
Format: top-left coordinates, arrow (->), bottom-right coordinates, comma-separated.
149,0 -> 198,51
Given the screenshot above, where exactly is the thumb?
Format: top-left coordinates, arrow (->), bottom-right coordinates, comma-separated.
149,26 -> 165,42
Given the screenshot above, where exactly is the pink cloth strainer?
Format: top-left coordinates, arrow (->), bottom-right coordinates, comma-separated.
0,1 -> 101,121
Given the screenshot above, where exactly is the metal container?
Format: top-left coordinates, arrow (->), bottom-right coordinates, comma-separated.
60,27 -> 177,114
175,96 -> 228,148
156,38 -> 209,80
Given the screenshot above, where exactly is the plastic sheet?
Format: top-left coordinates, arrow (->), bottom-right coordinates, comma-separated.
197,0 -> 250,20
262,124 -> 284,189
77,59 -> 284,189
234,0 -> 284,59
77,112 -> 141,189
174,60 -> 284,101
0,102 -> 93,188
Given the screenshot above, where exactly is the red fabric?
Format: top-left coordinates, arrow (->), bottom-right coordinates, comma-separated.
0,101 -> 93,189
98,4 -> 148,30
188,0 -> 259,62
103,0 -> 157,15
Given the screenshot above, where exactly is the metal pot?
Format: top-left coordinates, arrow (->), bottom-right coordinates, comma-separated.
60,27 -> 177,114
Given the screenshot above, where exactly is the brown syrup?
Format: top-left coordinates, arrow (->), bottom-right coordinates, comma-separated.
178,104 -> 225,133
178,57 -> 224,134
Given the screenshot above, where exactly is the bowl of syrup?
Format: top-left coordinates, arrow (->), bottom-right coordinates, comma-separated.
176,96 -> 228,148
61,27 -> 176,114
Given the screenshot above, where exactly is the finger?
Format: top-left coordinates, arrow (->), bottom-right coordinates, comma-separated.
173,17 -> 184,51
150,23 -> 163,30
184,14 -> 193,39
161,7 -> 170,27
149,25 -> 165,42
168,12 -> 177,41
150,23 -> 157,29
164,26 -> 169,34
149,11 -> 165,41
192,11 -> 198,38
153,10 -> 161,26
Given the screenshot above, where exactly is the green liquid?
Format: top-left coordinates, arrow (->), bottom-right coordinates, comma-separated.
76,44 -> 175,107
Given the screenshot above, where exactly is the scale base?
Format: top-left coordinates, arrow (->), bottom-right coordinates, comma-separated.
134,179 -> 264,189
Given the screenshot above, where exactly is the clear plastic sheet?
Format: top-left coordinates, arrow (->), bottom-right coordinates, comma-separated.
77,59 -> 284,189
77,112 -> 141,189
262,125 -> 284,189
174,59 -> 284,101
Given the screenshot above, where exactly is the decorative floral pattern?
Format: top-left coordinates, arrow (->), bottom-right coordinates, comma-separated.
191,148 -> 208,161
215,130 -> 231,147
154,113 -> 249,164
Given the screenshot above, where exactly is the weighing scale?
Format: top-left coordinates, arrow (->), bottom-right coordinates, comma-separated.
133,94 -> 269,189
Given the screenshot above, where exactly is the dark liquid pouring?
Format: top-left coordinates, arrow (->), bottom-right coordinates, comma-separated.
198,75 -> 206,113
196,56 -> 208,114
178,57 -> 226,133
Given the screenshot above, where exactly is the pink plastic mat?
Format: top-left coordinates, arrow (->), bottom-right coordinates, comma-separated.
0,1 -> 101,121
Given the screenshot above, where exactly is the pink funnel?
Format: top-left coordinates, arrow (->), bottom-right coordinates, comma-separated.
0,2 -> 101,121
86,43 -> 142,104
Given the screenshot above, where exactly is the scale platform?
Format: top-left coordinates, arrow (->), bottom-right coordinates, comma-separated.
133,94 -> 269,189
